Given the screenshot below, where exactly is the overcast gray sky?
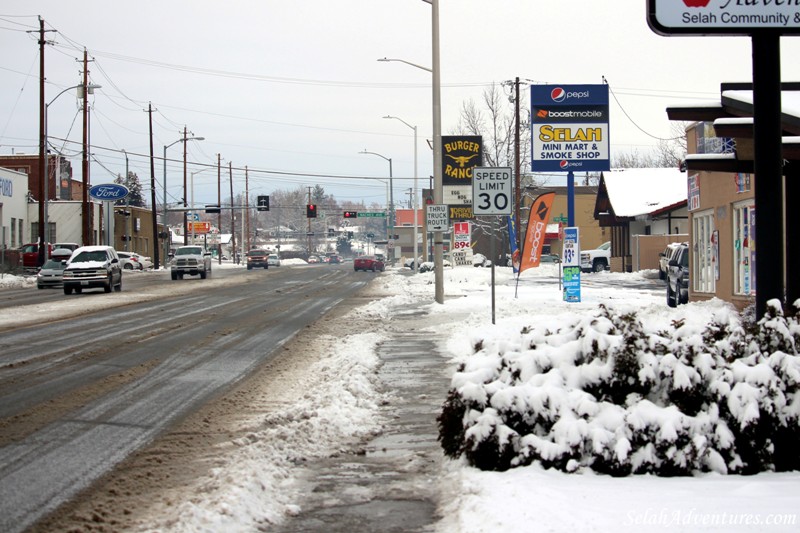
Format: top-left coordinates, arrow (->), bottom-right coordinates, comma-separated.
2,0 -> 799,208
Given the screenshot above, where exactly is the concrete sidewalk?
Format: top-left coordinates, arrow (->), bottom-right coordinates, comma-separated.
271,303 -> 454,533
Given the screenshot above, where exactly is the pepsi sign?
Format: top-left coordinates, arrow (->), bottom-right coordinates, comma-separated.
531,84 -> 610,173
89,183 -> 130,202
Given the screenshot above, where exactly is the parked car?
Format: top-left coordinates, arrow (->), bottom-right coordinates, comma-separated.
171,245 -> 212,279
36,259 -> 66,289
540,253 -> 561,263
659,243 -> 684,280
117,251 -> 142,270
473,253 -> 490,267
580,241 -> 611,273
307,255 -> 320,264
354,255 -> 385,272
667,243 -> 690,308
404,256 -> 424,269
246,249 -> 270,270
19,242 -> 53,269
53,242 -> 79,253
133,253 -> 154,270
267,254 -> 281,267
50,248 -> 74,262
62,245 -> 123,294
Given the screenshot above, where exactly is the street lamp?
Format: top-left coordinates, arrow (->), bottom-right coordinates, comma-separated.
189,167 -> 214,245
163,134 -> 203,261
39,83 -> 101,266
378,0 -> 444,303
384,115 -> 419,273
359,150 -> 395,247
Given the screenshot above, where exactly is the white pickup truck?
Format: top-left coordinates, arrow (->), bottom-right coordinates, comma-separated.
580,241 -> 611,273
171,245 -> 212,280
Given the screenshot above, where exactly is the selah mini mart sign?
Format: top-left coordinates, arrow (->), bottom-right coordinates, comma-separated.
648,0 -> 800,35
530,84 -> 610,173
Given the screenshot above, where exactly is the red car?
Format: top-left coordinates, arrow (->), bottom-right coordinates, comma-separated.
354,255 -> 385,272
19,242 -> 53,269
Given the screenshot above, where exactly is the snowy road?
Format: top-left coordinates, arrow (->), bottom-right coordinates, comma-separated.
0,264 -> 371,533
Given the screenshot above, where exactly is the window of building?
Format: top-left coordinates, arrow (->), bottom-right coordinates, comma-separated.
733,202 -> 756,296
17,219 -> 23,246
692,210 -> 716,294
11,217 -> 16,247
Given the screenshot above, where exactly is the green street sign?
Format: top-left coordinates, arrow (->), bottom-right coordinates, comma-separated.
357,212 -> 386,218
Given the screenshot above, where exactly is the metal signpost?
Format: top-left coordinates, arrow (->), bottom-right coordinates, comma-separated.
473,167 -> 513,324
562,227 -> 581,303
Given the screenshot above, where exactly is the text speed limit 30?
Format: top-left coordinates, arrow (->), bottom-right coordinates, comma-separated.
472,166 -> 513,216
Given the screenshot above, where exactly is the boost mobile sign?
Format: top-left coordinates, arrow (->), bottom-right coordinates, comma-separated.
648,0 -> 800,35
530,84 -> 610,173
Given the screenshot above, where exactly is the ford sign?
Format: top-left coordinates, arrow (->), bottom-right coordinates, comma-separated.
89,183 -> 129,201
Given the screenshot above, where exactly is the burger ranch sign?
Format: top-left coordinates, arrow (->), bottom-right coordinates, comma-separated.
648,0 -> 800,35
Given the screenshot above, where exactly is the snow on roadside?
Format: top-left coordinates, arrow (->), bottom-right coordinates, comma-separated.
135,328 -> 391,532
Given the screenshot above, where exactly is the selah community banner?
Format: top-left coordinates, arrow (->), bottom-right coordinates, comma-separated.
519,192 -> 556,274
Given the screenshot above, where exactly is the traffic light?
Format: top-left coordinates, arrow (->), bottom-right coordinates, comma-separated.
306,204 -> 317,218
257,195 -> 270,211
205,204 -> 220,214
343,210 -> 357,218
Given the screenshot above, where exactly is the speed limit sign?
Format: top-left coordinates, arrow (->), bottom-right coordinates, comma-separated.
472,167 -> 512,216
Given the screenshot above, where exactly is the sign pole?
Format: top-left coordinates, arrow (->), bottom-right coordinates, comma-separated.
751,33 -> 784,317
491,216 -> 498,324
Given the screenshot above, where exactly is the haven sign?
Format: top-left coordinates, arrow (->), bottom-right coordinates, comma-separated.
531,84 -> 610,173
648,0 -> 800,35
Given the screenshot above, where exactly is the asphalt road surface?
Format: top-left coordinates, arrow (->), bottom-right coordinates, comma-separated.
0,263 -> 373,533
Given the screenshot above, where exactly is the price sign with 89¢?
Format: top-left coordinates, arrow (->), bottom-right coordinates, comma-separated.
472,167 -> 512,216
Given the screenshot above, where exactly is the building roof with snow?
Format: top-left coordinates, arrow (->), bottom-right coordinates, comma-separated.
594,168 -> 687,220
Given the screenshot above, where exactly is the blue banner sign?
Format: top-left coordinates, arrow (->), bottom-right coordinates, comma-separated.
531,84 -> 610,173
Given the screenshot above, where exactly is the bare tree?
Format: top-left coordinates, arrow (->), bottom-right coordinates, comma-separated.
611,121 -> 689,169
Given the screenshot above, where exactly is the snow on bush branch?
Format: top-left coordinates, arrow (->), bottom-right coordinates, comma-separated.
438,299 -> 800,475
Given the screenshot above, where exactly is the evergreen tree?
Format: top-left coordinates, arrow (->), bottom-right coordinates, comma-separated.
114,171 -> 146,207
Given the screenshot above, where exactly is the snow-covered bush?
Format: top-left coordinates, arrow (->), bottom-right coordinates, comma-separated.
438,299 -> 800,475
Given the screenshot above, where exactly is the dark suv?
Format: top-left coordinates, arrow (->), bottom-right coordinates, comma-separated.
666,243 -> 689,307
246,249 -> 270,270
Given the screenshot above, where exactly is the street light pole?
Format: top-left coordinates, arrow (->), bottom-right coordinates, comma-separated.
190,167 -> 214,246
384,115 -> 419,273
40,82 -> 101,265
359,150 -> 395,247
377,0 -> 444,302
164,134 -> 203,261
431,0 -> 444,304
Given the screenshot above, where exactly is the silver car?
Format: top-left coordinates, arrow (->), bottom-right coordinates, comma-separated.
36,259 -> 66,289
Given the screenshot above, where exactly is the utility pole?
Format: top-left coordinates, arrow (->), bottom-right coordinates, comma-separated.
81,49 -> 92,246
229,162 -> 235,263
148,103 -> 160,269
307,186 -> 313,255
514,76 -> 521,255
217,153 -> 222,263
245,166 -> 250,251
37,17 -> 46,266
182,126 -> 188,243
123,149 -> 129,252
